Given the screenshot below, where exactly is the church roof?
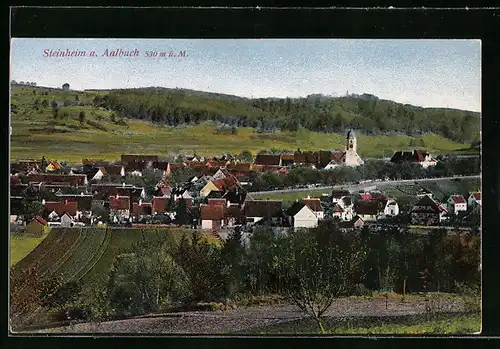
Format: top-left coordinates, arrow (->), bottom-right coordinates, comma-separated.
347,130 -> 356,139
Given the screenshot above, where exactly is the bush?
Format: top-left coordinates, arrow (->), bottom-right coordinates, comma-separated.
352,284 -> 372,297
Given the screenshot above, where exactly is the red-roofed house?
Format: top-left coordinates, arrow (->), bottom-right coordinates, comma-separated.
152,196 -> 170,215
46,161 -> 62,172
208,198 -> 228,207
132,202 -> 153,222
200,204 -> 225,231
359,193 -> 372,201
26,216 -> 50,235
468,192 -> 481,209
43,200 -> 78,219
109,196 -> 131,223
447,195 -> 467,215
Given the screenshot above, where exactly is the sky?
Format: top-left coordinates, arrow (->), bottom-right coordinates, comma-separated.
10,39 -> 481,112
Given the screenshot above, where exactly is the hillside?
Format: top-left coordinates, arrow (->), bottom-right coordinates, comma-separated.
10,85 -> 479,163
10,227 -> 219,325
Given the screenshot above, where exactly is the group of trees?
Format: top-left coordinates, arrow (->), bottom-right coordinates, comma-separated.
89,90 -> 479,144
44,222 -> 479,332
249,156 -> 480,192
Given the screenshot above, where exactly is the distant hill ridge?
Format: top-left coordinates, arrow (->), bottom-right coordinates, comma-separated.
11,84 -> 480,143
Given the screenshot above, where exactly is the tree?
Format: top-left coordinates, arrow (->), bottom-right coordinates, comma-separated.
107,235 -> 189,315
21,186 -> 43,222
174,198 -> 189,225
219,227 -> 245,297
279,229 -> 365,333
79,111 -> 86,124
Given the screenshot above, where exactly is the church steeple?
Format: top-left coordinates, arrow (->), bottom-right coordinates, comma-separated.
346,129 -> 357,153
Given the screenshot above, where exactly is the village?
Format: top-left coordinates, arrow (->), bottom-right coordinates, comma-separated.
10,130 -> 481,238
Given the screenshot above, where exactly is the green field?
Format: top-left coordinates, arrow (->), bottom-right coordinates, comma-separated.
252,178 -> 480,208
253,189 -> 332,205
10,230 -> 51,267
10,86 -> 474,163
10,227 -> 220,299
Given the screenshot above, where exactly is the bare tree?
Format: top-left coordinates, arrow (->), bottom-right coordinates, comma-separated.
279,229 -> 365,333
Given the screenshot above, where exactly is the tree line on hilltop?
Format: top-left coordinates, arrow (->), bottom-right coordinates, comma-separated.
91,90 -> 480,143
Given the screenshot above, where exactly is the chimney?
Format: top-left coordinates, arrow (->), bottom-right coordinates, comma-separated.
81,192 -> 84,196
139,199 -> 142,206
65,200 -> 69,205
123,183 -> 125,187
42,199 -> 45,205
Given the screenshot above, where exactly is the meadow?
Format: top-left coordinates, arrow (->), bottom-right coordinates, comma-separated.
252,177 -> 480,209
10,86 -> 474,163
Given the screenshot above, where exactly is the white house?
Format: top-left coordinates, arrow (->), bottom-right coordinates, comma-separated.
287,202 -> 318,230
302,197 -> 324,220
200,204 -> 225,231
447,195 -> 467,215
332,190 -> 351,205
380,198 -> 400,217
60,212 -> 76,227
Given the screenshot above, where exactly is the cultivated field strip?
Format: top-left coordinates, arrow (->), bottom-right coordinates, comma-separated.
11,230 -> 66,279
59,229 -> 108,283
42,229 -> 86,278
30,230 -> 82,278
73,228 -> 112,282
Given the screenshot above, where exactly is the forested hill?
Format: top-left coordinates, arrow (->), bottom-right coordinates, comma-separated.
89,88 -> 480,144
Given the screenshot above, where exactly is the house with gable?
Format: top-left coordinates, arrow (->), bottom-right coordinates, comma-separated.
244,200 -> 283,225
287,201 -> 318,230
200,204 -> 225,231
467,192 -> 481,209
302,197 -> 324,220
26,216 -> 50,235
331,189 -> 351,204
254,154 -> 281,167
447,195 -> 467,215
109,195 -> 131,223
411,195 -> 448,225
338,215 -> 365,230
353,201 -> 380,222
391,150 -> 438,169
43,200 -> 79,226
55,193 -> 93,219
132,201 -> 153,222
46,161 -> 63,172
200,177 -> 241,198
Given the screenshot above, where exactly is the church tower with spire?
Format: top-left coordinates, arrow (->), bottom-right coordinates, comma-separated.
344,129 -> 364,167
346,129 -> 357,153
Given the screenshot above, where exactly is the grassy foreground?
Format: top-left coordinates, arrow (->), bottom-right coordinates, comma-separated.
255,313 -> 480,335
10,230 -> 50,267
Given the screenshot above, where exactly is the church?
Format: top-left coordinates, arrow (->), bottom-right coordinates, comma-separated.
323,130 -> 364,169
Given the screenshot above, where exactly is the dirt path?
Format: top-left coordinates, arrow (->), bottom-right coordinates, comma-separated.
28,297 -> 466,334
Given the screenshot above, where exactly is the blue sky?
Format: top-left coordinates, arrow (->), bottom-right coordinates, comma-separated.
10,39 -> 481,112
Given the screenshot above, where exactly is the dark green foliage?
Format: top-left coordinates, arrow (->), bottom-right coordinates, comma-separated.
107,234 -> 189,315
91,90 -> 479,143
21,186 -> 43,221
